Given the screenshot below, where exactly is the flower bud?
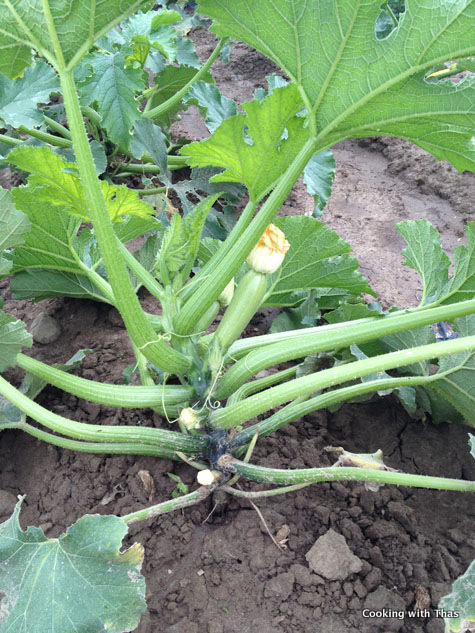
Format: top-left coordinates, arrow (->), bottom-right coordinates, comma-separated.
197,469 -> 218,486
247,223 -> 290,274
179,407 -> 200,429
218,278 -> 235,307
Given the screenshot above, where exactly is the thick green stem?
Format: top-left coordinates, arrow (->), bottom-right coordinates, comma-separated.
0,375 -> 206,453
58,68 -> 190,373
233,375 -> 434,447
18,125 -> 72,148
117,240 -> 165,303
2,422 -> 178,459
44,115 -> 72,140
122,485 -> 215,524
180,199 -> 257,303
174,138 -> 318,336
211,335 -> 475,428
0,133 -> 22,147
16,353 -> 191,408
231,460 -> 475,492
227,366 -> 298,406
142,39 -> 227,119
216,299 -> 475,399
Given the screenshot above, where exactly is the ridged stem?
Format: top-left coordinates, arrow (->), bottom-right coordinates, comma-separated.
16,353 -> 191,408
58,67 -> 190,373
0,375 -> 206,453
231,460 -> 475,492
211,335 -> 475,428
216,299 -> 475,399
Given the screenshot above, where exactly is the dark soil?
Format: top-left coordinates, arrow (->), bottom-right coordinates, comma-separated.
1,26 -> 474,633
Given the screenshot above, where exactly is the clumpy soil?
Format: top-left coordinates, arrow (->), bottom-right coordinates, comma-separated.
1,28 -> 475,633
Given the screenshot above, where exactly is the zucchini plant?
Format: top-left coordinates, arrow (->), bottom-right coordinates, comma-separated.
0,1 -> 474,631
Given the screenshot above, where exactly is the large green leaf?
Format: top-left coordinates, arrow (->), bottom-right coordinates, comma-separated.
439,559 -> 475,632
180,84 -> 310,201
264,216 -> 374,307
185,81 -> 237,133
0,60 -> 59,127
198,0 -> 475,173
397,220 -> 475,306
8,145 -> 154,222
0,313 -> 31,371
0,0 -> 154,77
0,188 -> 30,276
78,49 -> 146,150
0,498 -> 146,633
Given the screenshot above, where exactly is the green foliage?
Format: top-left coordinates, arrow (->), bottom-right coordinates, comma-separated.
302,149 -> 336,216
185,81 -> 237,132
0,313 -> 31,372
0,61 -> 59,127
198,0 -> 475,172
397,220 -> 475,307
157,194 -> 220,288
0,1 -> 155,77
0,188 -> 30,276
264,216 -> 374,307
181,84 -> 309,201
0,498 -> 146,633
78,49 -> 146,150
9,146 -> 155,222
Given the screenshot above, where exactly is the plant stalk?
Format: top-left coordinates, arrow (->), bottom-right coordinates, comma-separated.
142,38 -> 227,119
174,138 -> 318,336
230,460 -> 475,492
122,485 -> 216,524
211,335 -> 475,428
215,299 -> 475,399
0,375 -> 206,453
57,67 -> 190,373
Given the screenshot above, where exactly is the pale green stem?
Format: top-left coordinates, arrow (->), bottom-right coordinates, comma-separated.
211,335 -> 475,428
180,199 -> 258,303
0,375 -> 205,453
216,299 -> 475,399
0,133 -> 22,147
16,353 -> 191,408
232,375 -> 433,447
58,67 -> 190,373
142,39 -> 227,119
174,138 -> 319,336
116,239 -> 165,302
230,460 -> 475,492
222,483 -> 312,499
44,115 -> 72,140
122,486 -> 216,524
18,125 -> 72,148
1,422 -> 178,459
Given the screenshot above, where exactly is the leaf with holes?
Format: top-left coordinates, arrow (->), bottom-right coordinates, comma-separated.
180,84 -> 310,201
198,0 -> 475,172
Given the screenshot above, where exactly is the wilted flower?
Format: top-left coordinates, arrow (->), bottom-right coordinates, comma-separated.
247,223 -> 290,274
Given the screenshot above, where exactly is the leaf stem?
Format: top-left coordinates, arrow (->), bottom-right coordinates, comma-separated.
174,138 -> 318,336
58,67 -> 190,373
44,115 -> 72,140
18,125 -> 72,148
230,460 -> 475,492
0,133 -> 22,147
142,38 -> 228,119
0,375 -> 205,453
16,353 -> 191,408
122,485 -> 216,524
216,299 -> 475,399
211,334 -> 475,428
1,421 -> 179,459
